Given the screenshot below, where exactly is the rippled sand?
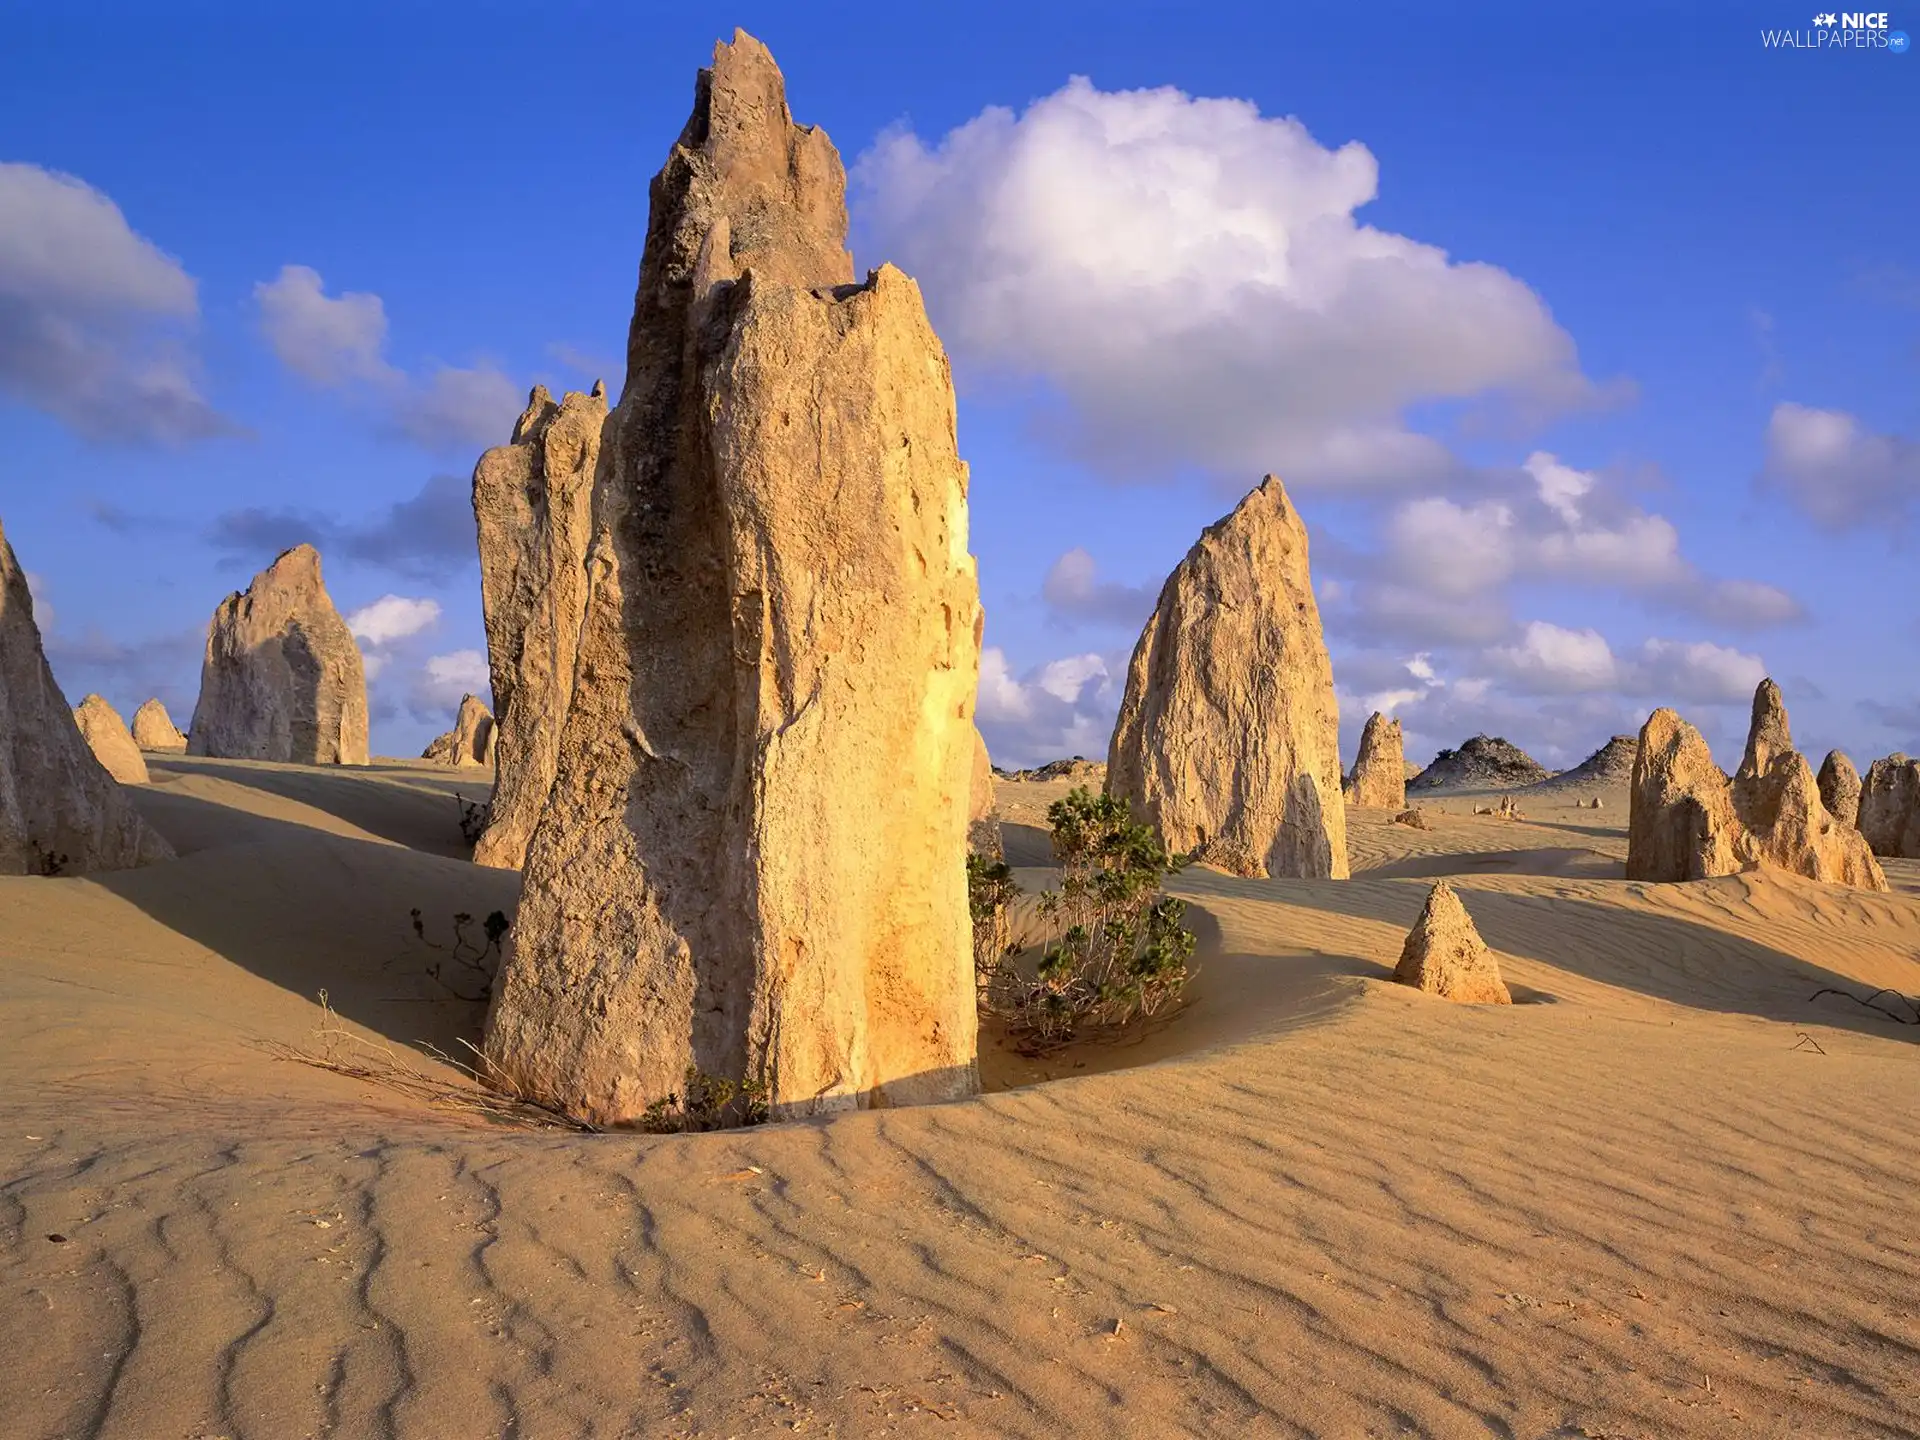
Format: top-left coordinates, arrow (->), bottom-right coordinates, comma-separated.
3,760 -> 1917,1437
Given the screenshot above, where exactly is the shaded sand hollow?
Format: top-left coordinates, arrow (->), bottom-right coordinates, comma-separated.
3,761 -> 1918,1437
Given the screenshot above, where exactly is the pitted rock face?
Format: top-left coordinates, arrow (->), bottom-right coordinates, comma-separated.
483,31 -> 983,1125
1859,753 -> 1920,859
470,383 -> 605,868
72,695 -> 150,785
1816,750 -> 1862,829
1629,684 -> 1886,890
0,520 -> 172,874
131,698 -> 188,753
1346,712 -> 1406,810
187,545 -> 368,766
1627,708 -> 1747,883
968,728 -> 1000,858
1106,475 -> 1347,880
422,694 -> 495,768
1393,881 -> 1511,1005
1729,679 -> 1883,889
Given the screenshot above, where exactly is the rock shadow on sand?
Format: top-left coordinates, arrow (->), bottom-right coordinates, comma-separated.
1228,871 -> 1920,1046
106,783 -> 518,1062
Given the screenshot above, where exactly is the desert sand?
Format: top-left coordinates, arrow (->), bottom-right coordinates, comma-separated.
3,761 -> 1918,1437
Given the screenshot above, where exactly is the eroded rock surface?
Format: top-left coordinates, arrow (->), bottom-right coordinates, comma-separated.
484,32 -> 983,1124
131,698 -> 187,753
968,729 -> 1000,858
1627,709 -> 1746,883
1859,754 -> 1920,859
1629,685 -> 1885,889
423,694 -> 495,768
1345,712 -> 1405,810
1,520 -> 172,874
1107,475 -> 1347,879
1729,682 -> 1883,889
72,695 -> 149,785
1816,750 -> 1862,829
470,383 -> 605,868
1393,881 -> 1512,1004
188,545 -> 368,766
1409,735 -> 1550,792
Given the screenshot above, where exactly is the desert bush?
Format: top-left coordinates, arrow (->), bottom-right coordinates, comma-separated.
33,848 -> 69,877
967,851 -> 1019,992
640,1066 -> 771,1133
454,792 -> 492,846
974,786 -> 1195,1049
412,907 -> 508,1003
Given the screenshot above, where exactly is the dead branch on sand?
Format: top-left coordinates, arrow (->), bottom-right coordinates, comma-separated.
1807,985 -> 1920,1026
263,991 -> 598,1132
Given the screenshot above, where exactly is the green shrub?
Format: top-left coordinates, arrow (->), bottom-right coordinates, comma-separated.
974,787 -> 1195,1049
640,1067 -> 771,1133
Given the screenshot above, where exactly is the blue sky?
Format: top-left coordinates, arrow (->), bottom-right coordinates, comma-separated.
2,0 -> 1915,769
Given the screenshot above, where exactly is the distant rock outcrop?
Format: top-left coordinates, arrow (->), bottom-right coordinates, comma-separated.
188,545 -> 369,766
1107,475 -> 1347,879
1001,757 -> 1104,784
968,729 -> 1000,858
1627,709 -> 1746,883
422,694 -> 495,768
131,698 -> 187,753
470,382 -> 605,869
1345,712 -> 1406,810
1409,735 -> 1550,792
1628,685 -> 1886,889
1538,735 -> 1637,793
72,695 -> 149,785
484,32 -> 983,1125
1816,750 -> 1862,829
1393,881 -> 1512,1005
1859,754 -> 1920,859
1,520 -> 172,874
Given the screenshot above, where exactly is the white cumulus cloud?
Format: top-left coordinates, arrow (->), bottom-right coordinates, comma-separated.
0,163 -> 228,442
252,263 -> 522,450
1761,401 -> 1920,529
976,644 -> 1123,768
255,263 -> 395,385
346,594 -> 442,646
855,77 -> 1600,485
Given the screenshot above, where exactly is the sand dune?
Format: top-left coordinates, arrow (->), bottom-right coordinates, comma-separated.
3,762 -> 1918,1437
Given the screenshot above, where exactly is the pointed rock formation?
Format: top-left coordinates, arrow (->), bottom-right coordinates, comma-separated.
1741,749 -> 1886,889
422,694 -> 495,768
968,728 -> 1000,858
188,545 -> 368,766
1816,750 -> 1862,829
1393,881 -> 1512,1004
1732,678 -> 1792,816
483,32 -> 983,1124
1629,685 -> 1886,889
1345,712 -> 1405,810
470,382 -> 605,868
1729,681 -> 1884,889
72,695 -> 150,785
1106,476 -> 1347,879
131,698 -> 187,753
1859,754 -> 1920,859
1627,708 -> 1746,882
1,521 -> 172,874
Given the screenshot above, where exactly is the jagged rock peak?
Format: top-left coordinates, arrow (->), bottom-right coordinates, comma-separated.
187,544 -> 369,767
1107,474 -> 1347,880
